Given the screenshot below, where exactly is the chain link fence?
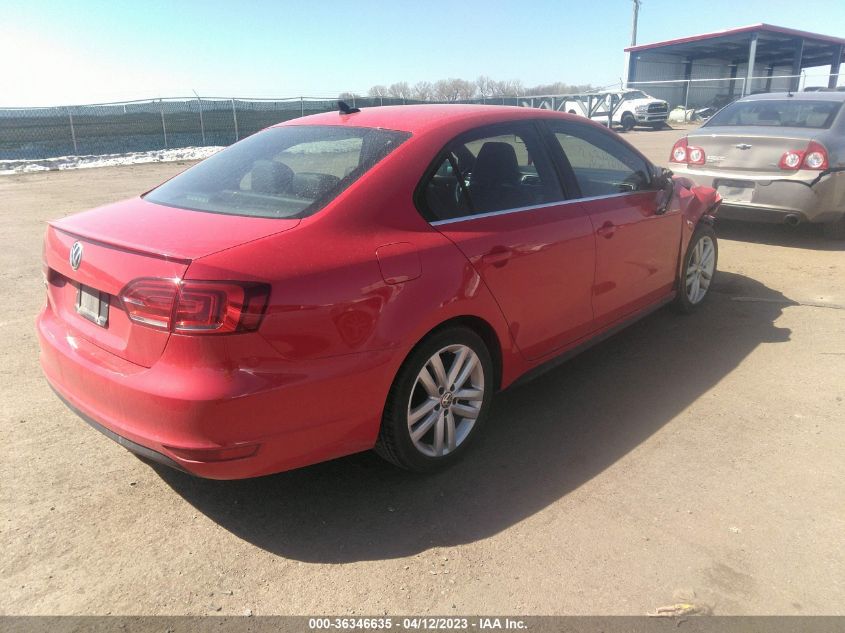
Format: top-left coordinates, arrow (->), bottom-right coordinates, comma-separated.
0,95 -> 529,161
1,74 -> 841,161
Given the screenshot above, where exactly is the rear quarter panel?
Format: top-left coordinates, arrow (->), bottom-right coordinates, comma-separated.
185,130 -> 522,386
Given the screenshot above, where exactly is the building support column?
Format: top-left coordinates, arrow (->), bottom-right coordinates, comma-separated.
830,44 -> 843,88
743,33 -> 758,96
727,63 -> 738,97
789,38 -> 804,92
764,65 -> 774,92
627,54 -> 639,86
682,56 -> 693,111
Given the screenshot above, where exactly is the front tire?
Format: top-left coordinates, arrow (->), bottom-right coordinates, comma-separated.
620,113 -> 636,132
675,225 -> 718,313
375,327 -> 494,472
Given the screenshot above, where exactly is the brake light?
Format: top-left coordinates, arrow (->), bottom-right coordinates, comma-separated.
688,146 -> 706,165
670,137 -> 705,165
779,141 -> 829,171
670,138 -> 688,163
803,141 -> 828,170
121,279 -> 179,330
120,278 -> 270,334
779,150 -> 804,170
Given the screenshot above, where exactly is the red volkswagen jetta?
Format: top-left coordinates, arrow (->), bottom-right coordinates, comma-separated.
38,105 -> 720,478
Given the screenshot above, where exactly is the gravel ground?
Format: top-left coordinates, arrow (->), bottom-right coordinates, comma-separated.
1,127 -> 843,616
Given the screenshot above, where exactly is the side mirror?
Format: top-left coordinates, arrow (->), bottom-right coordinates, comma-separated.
655,168 -> 675,215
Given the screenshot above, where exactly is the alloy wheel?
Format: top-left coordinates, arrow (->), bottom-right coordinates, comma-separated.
686,235 -> 716,304
407,344 -> 485,458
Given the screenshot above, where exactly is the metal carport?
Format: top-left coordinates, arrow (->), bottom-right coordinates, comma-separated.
625,24 -> 844,109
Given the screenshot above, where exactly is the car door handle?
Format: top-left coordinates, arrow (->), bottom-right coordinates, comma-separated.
596,221 -> 616,239
481,247 -> 513,267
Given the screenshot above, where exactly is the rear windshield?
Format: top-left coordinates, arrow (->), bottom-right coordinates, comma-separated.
144,125 -> 410,219
706,100 -> 842,129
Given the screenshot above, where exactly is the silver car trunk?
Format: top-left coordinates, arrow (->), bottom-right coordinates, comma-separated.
686,126 -> 820,173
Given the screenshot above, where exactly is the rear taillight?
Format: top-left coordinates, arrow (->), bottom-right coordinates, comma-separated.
669,137 -> 705,165
779,141 -> 829,171
803,141 -> 828,170
779,150 -> 804,170
120,278 -> 269,334
121,279 -> 179,330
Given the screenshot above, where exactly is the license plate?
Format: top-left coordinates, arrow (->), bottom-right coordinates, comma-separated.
76,284 -> 109,327
716,181 -> 754,204
716,185 -> 754,202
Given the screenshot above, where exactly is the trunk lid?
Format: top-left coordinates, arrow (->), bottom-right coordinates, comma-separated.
44,198 -> 299,367
686,126 -> 820,173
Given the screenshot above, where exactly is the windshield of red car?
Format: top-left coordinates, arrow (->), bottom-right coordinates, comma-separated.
706,100 -> 842,129
143,125 -> 410,219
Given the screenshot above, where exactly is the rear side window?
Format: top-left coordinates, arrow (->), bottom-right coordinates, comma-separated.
546,121 -> 652,197
419,123 -> 563,221
706,100 -> 842,129
144,125 -> 410,219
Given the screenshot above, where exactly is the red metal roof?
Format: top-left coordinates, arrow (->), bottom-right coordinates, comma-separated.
625,23 -> 845,53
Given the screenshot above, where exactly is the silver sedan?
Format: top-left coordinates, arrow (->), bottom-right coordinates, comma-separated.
669,91 -> 845,239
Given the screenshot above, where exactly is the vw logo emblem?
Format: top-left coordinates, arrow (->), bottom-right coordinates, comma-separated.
69,241 -> 83,270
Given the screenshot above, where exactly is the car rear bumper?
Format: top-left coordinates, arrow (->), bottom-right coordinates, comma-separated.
37,304 -> 394,479
671,166 -> 845,224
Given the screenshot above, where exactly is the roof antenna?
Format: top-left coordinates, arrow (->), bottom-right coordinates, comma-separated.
338,100 -> 360,115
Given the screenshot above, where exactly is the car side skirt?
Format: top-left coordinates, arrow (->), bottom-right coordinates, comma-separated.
509,293 -> 675,389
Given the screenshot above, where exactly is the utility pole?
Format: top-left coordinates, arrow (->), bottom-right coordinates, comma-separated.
631,0 -> 641,47
624,0 -> 642,87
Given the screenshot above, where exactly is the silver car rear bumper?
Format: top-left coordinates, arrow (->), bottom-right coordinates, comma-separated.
672,166 -> 845,224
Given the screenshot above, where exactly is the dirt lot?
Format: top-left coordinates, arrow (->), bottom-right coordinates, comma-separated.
1,127 -> 843,616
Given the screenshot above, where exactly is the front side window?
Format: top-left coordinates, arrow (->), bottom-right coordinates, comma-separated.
705,100 -> 842,129
419,124 -> 563,221
144,125 -> 410,219
546,121 -> 652,197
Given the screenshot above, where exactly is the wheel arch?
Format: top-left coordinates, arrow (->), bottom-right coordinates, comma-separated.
403,315 -> 505,392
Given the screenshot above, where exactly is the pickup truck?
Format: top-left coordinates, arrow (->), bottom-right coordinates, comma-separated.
562,90 -> 670,131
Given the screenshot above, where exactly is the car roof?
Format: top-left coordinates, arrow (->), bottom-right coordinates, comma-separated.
273,104 -> 572,134
738,91 -> 845,103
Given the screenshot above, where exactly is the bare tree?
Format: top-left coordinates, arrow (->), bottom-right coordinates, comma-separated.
476,75 -> 496,99
524,82 -> 596,96
367,85 -> 389,98
367,77 -> 593,102
494,79 -> 524,97
387,81 -> 411,100
433,78 -> 477,102
411,81 -> 433,101
454,79 -> 476,100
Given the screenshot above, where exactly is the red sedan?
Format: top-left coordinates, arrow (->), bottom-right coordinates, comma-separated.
38,104 -> 720,478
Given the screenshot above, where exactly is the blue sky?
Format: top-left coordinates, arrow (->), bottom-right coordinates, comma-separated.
3,0 -> 844,106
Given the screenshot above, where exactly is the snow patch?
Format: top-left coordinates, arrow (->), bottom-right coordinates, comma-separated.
0,146 -> 224,176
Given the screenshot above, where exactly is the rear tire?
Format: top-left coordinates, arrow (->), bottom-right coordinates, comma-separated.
620,113 -> 636,132
822,217 -> 845,240
375,327 -> 494,472
675,225 -> 718,314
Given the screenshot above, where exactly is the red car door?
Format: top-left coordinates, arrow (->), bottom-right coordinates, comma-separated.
544,120 -> 682,329
418,122 -> 596,361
